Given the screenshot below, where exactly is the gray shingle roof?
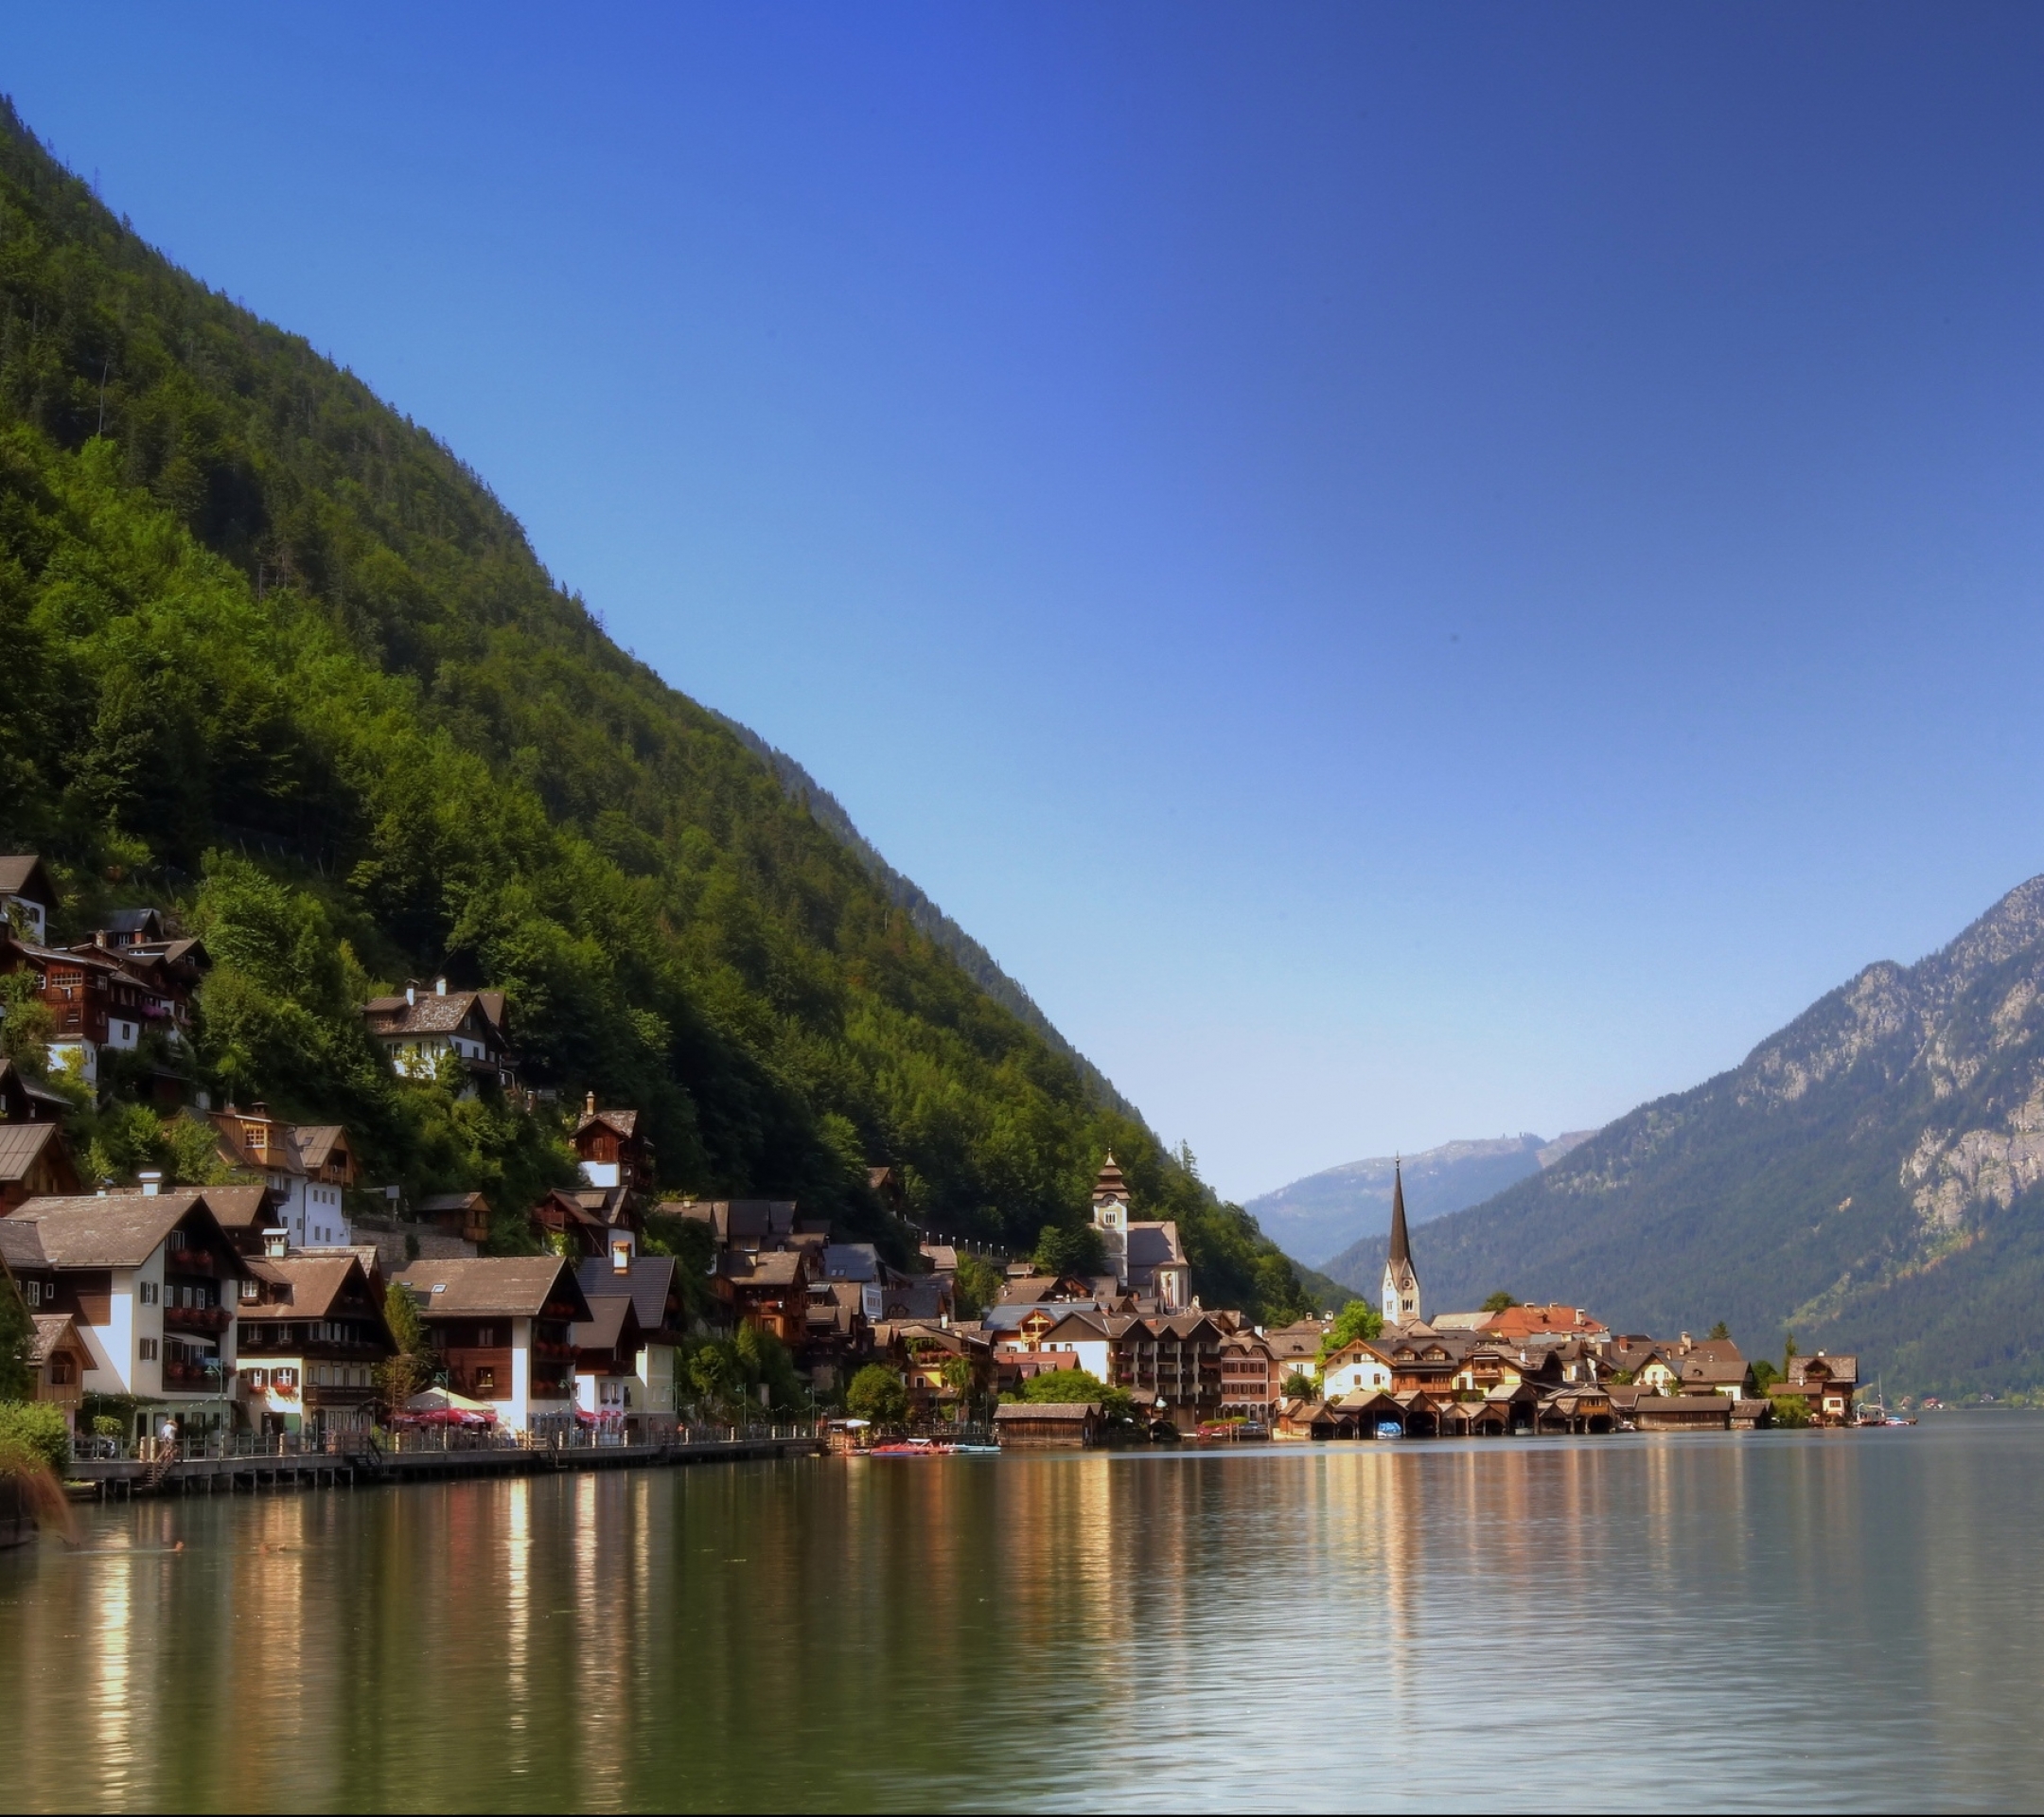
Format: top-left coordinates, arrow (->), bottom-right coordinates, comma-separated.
395,1256 -> 589,1319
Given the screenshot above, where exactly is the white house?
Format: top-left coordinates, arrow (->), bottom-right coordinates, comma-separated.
2,1186 -> 249,1443
210,1104 -> 357,1247
394,1256 -> 590,1436
1320,1337 -> 1393,1400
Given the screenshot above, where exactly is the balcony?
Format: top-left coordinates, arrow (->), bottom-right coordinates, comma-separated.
167,1250 -> 217,1277
165,1304 -> 230,1334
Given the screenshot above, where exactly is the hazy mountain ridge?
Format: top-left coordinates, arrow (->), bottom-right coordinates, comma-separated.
1369,875 -> 2044,1394
1254,1130 -> 1595,1273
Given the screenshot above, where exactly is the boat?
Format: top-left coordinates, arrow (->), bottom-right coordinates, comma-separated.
868,1438 -> 952,1456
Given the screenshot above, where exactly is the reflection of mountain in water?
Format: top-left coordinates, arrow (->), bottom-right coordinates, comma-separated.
1249,1131 -> 1595,1273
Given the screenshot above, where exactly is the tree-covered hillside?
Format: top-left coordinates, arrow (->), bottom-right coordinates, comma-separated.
0,103 -> 1307,1320
1385,875 -> 2044,1397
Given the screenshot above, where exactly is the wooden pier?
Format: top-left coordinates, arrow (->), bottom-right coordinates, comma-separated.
68,1433 -> 819,1500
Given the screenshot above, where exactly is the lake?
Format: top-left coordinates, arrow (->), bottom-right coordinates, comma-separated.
7,1417 -> 2044,1811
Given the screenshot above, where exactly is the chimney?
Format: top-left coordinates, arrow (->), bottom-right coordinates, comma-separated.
405,984 -> 415,1006
586,1090 -> 597,1118
1680,1332 -> 1692,1353
610,1232 -> 634,1275
94,928 -> 108,948
263,1227 -> 289,1260
434,977 -> 447,995
138,1170 -> 162,1197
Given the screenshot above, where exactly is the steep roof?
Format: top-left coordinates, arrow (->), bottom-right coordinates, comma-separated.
820,1244 -> 881,1283
0,854 -> 55,907
1386,1158 -> 1413,1273
1126,1223 -> 1185,1270
573,1293 -> 642,1354
0,1120 -> 67,1184
199,1183 -> 280,1236
240,1255 -> 374,1322
0,1218 -> 47,1269
719,1249 -> 804,1287
28,1312 -> 79,1364
1091,1152 -> 1129,1202
573,1097 -> 640,1140
6,1191 -> 240,1268
573,1253 -> 678,1332
291,1126 -> 348,1171
396,1256 -> 589,1319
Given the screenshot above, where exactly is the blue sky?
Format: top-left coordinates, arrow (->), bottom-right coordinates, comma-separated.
9,7 -> 2044,1200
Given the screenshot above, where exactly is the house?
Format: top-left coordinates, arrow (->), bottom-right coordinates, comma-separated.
714,1246 -> 811,1346
572,1095 -> 653,1201
361,979 -> 519,1094
880,1320 -> 993,1420
1629,1393 -> 1734,1433
417,1191 -> 493,1247
27,1313 -> 86,1425
1777,1353 -> 1859,1425
394,1256 -> 593,1435
1674,1338 -> 1753,1399
1319,1337 -> 1395,1401
235,1250 -> 396,1438
667,1198 -> 799,1253
1106,1311 -> 1230,1431
0,854 -> 57,944
1262,1318 -> 1330,1393
532,1186 -> 632,1259
575,1247 -> 686,1422
1086,1155 -> 1192,1309
0,1057 -> 72,1126
210,1103 -> 355,1247
0,1119 -> 80,1209
572,1292 -> 645,1428
1218,1331 -> 1279,1416
1481,1303 -> 1611,1343
3,1187 -> 251,1444
994,1402 -> 1101,1448
199,1183 -> 294,1258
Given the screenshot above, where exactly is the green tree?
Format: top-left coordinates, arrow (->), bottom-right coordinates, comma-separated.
1707,1320 -> 1731,1341
1481,1290 -> 1518,1314
1770,1392 -> 1811,1429
1014,1367 -> 1135,1423
1033,1223 -> 1106,1280
846,1364 -> 908,1424
1750,1358 -> 1780,1392
373,1283 -> 436,1410
0,1274 -> 34,1401
1318,1298 -> 1383,1359
0,1401 -> 71,1473
1281,1368 -> 1316,1399
952,1253 -> 1003,1321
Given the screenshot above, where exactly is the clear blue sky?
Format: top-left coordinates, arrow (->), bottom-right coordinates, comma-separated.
10,7 -> 2044,1201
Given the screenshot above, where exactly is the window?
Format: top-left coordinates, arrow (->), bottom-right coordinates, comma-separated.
139,1280 -> 158,1306
49,1354 -> 74,1386
246,1367 -> 267,1389
139,1338 -> 158,1361
475,1367 -> 496,1393
22,1279 -> 40,1307
240,1279 -> 259,1302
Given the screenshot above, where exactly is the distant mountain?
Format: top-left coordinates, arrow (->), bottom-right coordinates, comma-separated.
1252,1131 -> 1595,1272
1366,875 -> 2044,1397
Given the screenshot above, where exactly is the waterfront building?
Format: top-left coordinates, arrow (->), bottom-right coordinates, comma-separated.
575,1244 -> 686,1420
236,1249 -> 396,1438
1320,1336 -> 1394,1400
993,1401 -> 1101,1448
572,1292 -> 646,1427
1218,1330 -> 1279,1416
394,1255 -> 593,1435
26,1313 -> 85,1424
3,1187 -> 250,1443
1775,1352 -> 1859,1424
1381,1157 -> 1420,1327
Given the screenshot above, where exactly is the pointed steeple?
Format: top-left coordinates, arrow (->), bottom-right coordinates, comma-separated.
1381,1155 -> 1420,1327
1387,1155 -> 1411,1271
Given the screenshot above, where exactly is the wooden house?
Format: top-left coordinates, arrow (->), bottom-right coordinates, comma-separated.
994,1402 -> 1101,1448
572,1095 -> 653,1201
361,979 -> 519,1094
235,1253 -> 396,1438
394,1255 -> 592,1435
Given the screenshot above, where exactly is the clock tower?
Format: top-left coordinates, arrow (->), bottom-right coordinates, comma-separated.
1090,1152 -> 1131,1283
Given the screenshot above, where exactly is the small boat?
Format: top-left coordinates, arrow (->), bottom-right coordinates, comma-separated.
868,1438 -> 952,1456
1374,1421 -> 1404,1440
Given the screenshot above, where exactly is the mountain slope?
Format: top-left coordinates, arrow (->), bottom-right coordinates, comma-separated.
1387,876 -> 2044,1394
1252,1131 -> 1595,1270
0,103 -> 1308,1319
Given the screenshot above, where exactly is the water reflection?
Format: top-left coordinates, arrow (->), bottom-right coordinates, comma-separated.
8,1428 -> 2044,1809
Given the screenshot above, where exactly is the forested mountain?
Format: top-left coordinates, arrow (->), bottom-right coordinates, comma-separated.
0,103 -> 1307,1319
1374,876 -> 2044,1396
1251,1131 -> 1594,1270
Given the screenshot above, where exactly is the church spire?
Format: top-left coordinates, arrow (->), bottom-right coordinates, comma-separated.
1381,1155 -> 1420,1327
1387,1155 -> 1411,1271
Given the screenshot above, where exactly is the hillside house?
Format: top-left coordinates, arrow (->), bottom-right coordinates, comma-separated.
572,1096 -> 653,1200
361,979 -> 519,1094
1088,1155 -> 1192,1310
0,1062 -> 79,1208
210,1104 -> 356,1247
0,854 -> 57,944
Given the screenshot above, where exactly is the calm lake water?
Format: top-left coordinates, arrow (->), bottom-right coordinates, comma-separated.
7,1417 -> 2044,1811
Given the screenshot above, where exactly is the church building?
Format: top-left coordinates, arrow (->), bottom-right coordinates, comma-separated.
1089,1154 -> 1192,1312
1381,1157 -> 1421,1328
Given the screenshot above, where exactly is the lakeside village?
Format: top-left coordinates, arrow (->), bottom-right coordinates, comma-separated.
0,851 -> 1871,1483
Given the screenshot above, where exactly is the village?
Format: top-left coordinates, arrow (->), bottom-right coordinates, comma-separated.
0,852 -> 1866,1481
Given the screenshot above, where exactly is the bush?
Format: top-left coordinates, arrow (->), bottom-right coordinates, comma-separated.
0,1402 -> 72,1473
1318,1298 -> 1383,1359
1281,1369 -> 1317,1399
1770,1393 -> 1811,1429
